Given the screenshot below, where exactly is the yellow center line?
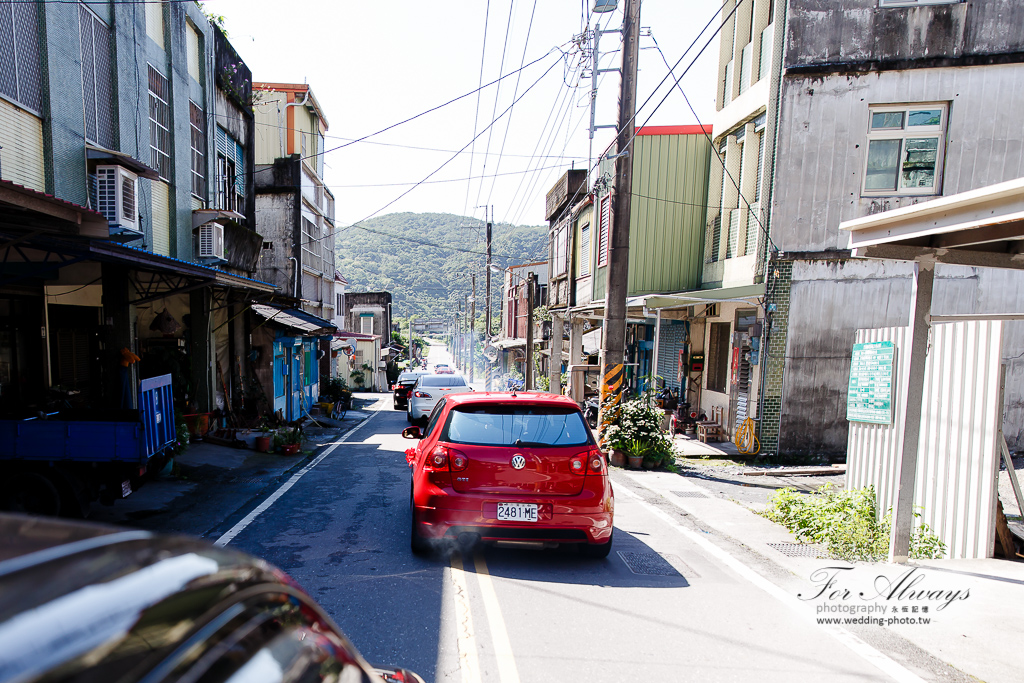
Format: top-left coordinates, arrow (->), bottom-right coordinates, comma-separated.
473,553 -> 522,683
449,553 -> 481,683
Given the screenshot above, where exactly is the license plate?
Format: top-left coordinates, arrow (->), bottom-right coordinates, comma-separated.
497,503 -> 538,522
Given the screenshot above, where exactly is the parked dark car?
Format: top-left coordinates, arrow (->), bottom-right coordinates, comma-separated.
0,513 -> 423,683
392,371 -> 428,410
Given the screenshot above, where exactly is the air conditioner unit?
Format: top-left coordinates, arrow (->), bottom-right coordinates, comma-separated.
95,165 -> 139,235
195,221 -> 226,261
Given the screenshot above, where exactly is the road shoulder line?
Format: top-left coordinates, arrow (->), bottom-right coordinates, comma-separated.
615,479 -> 927,683
213,398 -> 385,547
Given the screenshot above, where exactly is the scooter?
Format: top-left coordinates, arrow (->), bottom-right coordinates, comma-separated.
670,401 -> 707,435
583,396 -> 599,428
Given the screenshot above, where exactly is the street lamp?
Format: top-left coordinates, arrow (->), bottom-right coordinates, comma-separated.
491,265 -> 537,391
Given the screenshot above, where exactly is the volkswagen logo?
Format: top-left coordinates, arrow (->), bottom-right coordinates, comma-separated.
510,455 -> 526,470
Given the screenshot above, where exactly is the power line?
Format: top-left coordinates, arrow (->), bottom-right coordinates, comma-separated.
463,0 -> 492,220
485,0 -> 539,209
255,43 -> 569,177
474,0 -> 518,211
648,30 -> 777,254
305,52 -> 567,257
323,162 -> 572,189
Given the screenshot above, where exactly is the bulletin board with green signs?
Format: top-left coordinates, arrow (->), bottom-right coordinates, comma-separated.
847,340 -> 896,424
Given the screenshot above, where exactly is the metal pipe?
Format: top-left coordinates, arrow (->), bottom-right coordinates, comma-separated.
288,256 -> 299,297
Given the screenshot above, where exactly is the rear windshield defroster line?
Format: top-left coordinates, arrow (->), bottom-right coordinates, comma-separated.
441,405 -> 593,448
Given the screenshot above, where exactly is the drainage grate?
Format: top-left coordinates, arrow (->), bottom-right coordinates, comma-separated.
671,490 -> 708,499
617,551 -> 682,577
766,542 -> 826,558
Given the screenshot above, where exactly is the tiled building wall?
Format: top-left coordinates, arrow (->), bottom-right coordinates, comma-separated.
757,259 -> 792,456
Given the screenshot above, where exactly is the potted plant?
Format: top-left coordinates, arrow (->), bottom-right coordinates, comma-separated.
276,426 -> 302,455
603,396 -> 667,468
254,422 -> 273,453
625,439 -> 648,469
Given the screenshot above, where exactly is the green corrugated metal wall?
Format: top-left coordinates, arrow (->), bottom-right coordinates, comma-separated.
593,132 -> 711,300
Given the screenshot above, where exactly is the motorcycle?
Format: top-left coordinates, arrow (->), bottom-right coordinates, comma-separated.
583,396 -> 599,428
670,400 -> 707,436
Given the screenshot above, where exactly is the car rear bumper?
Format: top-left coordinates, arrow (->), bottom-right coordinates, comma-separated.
413,486 -> 613,544
408,401 -> 435,419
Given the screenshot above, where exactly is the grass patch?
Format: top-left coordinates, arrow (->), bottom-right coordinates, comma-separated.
760,484 -> 946,562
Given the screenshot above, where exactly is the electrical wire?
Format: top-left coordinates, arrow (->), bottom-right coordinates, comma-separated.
323,162 -> 573,189
648,32 -> 777,254
463,0 -> 492,220
485,0 -> 539,209
474,0 -> 518,210
305,52 -> 566,257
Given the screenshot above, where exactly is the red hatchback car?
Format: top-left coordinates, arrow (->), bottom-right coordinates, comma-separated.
403,392 -> 614,557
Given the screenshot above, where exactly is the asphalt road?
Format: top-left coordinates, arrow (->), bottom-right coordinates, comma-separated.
108,342 -> 968,682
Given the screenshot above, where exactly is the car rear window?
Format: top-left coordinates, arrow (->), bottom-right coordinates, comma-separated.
398,373 -> 423,382
421,376 -> 466,387
442,405 -> 592,447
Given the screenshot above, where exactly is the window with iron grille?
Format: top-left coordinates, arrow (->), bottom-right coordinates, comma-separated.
596,195 -> 610,267
0,0 -> 43,113
148,65 -> 171,180
79,5 -> 115,149
301,216 -> 322,273
216,126 -> 245,210
189,102 -> 205,199
216,154 -> 235,211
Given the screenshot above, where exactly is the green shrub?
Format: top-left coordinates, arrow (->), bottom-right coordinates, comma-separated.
761,484 -> 945,562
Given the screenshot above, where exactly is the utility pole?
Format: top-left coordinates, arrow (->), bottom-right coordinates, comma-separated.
470,274 -> 476,384
485,207 -> 493,390
525,271 -> 535,390
598,0 -> 640,442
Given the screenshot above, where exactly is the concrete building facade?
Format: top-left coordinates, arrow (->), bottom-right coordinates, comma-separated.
762,0 -> 1024,455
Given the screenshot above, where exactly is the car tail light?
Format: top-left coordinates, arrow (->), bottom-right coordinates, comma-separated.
589,450 -> 606,474
449,449 -> 468,472
426,446 -> 448,470
414,391 -> 432,398
690,411 -> 697,419
570,453 -> 587,475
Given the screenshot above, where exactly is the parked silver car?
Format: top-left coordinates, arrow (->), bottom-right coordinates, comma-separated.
406,374 -> 472,423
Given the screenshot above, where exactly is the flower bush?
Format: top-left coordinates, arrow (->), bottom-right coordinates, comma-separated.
603,397 -> 674,467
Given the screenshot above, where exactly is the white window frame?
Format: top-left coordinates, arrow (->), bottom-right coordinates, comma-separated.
862,102 -> 948,197
189,101 -> 205,200
148,64 -> 172,181
579,223 -> 591,277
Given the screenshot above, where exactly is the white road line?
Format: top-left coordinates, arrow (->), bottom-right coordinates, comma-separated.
213,398 -> 385,547
472,554 -> 522,683
449,554 -> 482,683
615,482 -> 926,683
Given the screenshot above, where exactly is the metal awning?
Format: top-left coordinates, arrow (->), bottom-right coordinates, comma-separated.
251,304 -> 336,335
841,176 -> 1024,269
569,284 -> 765,320
627,283 -> 766,311
85,145 -> 160,180
494,338 -> 527,349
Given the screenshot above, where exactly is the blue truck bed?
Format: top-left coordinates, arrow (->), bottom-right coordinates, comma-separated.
0,374 -> 176,465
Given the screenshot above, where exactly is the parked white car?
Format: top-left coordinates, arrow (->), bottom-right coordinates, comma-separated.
407,374 -> 473,423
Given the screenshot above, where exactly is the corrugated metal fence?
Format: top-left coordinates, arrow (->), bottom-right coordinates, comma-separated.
847,321 -> 1003,559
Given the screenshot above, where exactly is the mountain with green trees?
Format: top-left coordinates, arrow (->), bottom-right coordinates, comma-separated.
334,213 -> 548,320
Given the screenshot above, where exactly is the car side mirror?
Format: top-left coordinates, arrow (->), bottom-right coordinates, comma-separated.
402,426 -> 423,439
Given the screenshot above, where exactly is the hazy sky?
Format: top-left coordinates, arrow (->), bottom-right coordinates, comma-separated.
210,0 -> 723,231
